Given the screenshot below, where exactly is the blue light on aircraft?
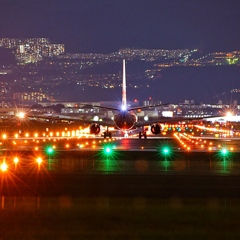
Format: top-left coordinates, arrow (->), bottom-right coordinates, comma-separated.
121,105 -> 127,111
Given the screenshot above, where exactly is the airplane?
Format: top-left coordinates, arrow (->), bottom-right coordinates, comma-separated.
20,59 -> 220,139
65,59 -> 177,139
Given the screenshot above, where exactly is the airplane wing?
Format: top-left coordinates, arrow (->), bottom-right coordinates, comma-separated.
134,116 -> 214,128
26,112 -> 217,128
79,104 -> 119,111
129,103 -> 170,111
27,113 -> 115,127
80,103 -> 170,112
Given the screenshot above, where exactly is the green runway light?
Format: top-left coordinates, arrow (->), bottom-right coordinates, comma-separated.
163,148 -> 169,154
104,146 -> 112,155
98,143 -> 119,166
221,148 -> 228,156
158,145 -> 174,160
45,146 -> 54,155
162,147 -> 171,155
102,143 -> 117,157
161,159 -> 171,171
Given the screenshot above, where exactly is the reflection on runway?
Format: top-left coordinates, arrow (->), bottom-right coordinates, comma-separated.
0,137 -> 240,200
1,195 -> 240,240
0,195 -> 239,212
3,122 -> 240,238
43,157 -> 237,175
1,138 -> 240,239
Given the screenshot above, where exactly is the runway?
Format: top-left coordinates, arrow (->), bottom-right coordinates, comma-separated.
2,173 -> 240,198
1,136 -> 240,239
0,137 -> 240,198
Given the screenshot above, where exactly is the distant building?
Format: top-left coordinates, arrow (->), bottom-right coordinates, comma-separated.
0,38 -> 65,64
118,48 -> 196,61
13,92 -> 54,103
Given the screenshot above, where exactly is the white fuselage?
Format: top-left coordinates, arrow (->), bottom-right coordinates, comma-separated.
113,110 -> 137,130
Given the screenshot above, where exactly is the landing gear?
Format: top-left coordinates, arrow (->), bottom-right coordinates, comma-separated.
104,130 -> 112,138
124,131 -> 129,138
139,131 -> 147,139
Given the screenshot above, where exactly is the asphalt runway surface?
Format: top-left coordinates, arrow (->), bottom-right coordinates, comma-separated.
2,173 -> 240,199
1,137 -> 240,239
1,137 -> 240,198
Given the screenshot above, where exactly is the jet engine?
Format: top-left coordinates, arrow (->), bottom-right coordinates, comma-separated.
90,123 -> 101,134
151,123 -> 161,135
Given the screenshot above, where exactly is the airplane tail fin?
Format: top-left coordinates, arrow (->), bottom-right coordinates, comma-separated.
122,59 -> 127,110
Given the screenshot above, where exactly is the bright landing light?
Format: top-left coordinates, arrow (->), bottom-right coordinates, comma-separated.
144,116 -> 149,121
17,111 -> 26,119
121,105 -> 127,111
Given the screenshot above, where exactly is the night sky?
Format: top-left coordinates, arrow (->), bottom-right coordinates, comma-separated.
1,0 -> 240,53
